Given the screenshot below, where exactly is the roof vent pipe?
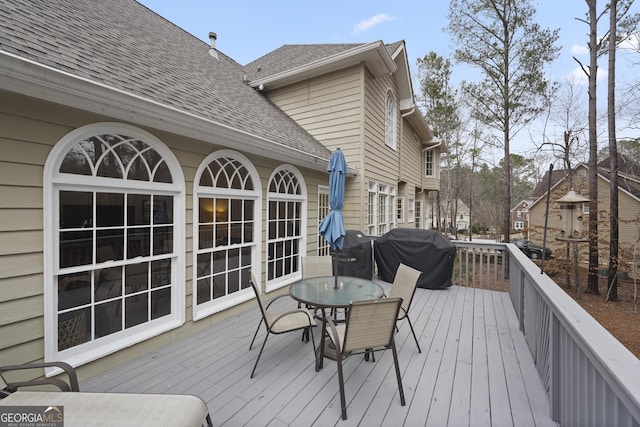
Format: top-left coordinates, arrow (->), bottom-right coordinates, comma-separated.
208,32 -> 219,59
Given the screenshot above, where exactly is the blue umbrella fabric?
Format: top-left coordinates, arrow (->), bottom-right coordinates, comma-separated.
319,149 -> 347,251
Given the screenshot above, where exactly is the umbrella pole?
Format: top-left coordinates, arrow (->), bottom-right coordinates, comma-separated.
334,249 -> 339,289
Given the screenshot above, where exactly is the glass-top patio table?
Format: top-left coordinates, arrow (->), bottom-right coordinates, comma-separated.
289,275 -> 385,370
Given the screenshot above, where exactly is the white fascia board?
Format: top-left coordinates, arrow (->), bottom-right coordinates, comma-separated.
249,40 -> 397,90
0,51 -> 329,173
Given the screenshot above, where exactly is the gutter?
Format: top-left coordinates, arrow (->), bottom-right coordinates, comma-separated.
0,51 -> 331,173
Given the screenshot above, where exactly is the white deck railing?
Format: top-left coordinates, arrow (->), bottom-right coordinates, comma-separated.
454,240 -> 640,427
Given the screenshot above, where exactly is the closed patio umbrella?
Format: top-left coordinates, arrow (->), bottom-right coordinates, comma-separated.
319,149 -> 347,288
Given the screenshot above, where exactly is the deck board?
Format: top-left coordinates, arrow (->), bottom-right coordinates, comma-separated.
81,281 -> 558,426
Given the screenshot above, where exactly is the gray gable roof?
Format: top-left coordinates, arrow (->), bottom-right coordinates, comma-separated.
245,44 -> 364,81
0,0 -> 331,161
245,42 -> 403,82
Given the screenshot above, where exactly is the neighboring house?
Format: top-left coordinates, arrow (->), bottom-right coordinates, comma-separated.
438,199 -> 470,232
0,0 -> 440,379
244,42 -> 444,246
527,155 -> 640,267
511,200 -> 533,231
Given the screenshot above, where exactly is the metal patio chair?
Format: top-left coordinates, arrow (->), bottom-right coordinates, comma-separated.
248,274 -> 316,378
325,297 -> 405,420
388,263 -> 423,353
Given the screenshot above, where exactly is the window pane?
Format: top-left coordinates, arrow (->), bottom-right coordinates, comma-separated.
199,198 -> 214,223
60,230 -> 93,268
127,228 -> 150,258
151,259 -> 171,288
60,191 -> 92,228
58,273 -> 91,310
228,270 -> 239,294
128,194 -> 151,226
127,156 -> 150,181
151,288 -> 171,319
95,300 -> 122,338
96,193 -> 124,227
153,196 -> 173,224
96,229 -> 124,262
95,267 -> 122,302
125,294 -> 148,328
58,308 -> 89,350
153,226 -> 173,255
125,262 -> 149,294
199,225 -> 213,249
197,278 -> 211,304
213,275 -> 226,299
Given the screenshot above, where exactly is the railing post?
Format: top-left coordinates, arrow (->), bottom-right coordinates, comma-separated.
549,312 -> 560,422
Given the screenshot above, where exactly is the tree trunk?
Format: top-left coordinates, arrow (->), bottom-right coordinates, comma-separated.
607,0 -> 619,301
586,0 -> 600,294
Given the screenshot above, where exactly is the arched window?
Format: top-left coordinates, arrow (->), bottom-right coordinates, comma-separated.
193,150 -> 261,319
266,166 -> 306,291
385,90 -> 397,150
44,123 -> 185,366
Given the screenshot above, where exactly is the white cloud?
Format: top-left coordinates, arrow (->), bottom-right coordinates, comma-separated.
571,44 -> 590,55
619,32 -> 639,51
351,13 -> 396,35
567,66 -> 607,85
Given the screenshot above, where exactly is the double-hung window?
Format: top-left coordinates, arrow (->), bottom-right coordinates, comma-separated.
45,123 -> 185,366
194,150 -> 260,318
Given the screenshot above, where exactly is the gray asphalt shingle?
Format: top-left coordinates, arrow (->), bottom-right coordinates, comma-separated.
0,0 -> 331,160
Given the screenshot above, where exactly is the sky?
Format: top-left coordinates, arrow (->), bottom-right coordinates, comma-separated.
137,0 -> 639,159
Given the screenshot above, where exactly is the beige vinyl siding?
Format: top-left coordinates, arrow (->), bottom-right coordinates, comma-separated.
266,65 -> 366,231
363,73 -> 400,185
399,123 -> 422,187
267,66 -> 363,153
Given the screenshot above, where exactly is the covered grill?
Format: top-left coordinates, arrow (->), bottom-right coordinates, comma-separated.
374,229 -> 454,289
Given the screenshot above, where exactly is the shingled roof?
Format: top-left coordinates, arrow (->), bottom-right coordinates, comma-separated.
0,0 -> 332,163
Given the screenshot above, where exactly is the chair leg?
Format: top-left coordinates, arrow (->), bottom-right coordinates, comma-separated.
336,354 -> 348,420
249,319 -> 263,350
406,316 -> 421,353
250,332 -> 270,378
391,339 -> 406,406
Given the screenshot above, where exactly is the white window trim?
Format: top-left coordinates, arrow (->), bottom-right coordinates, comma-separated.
43,122 -> 186,371
317,185 -> 330,256
385,90 -> 397,150
265,165 -> 307,292
192,149 -> 262,320
397,197 -> 405,222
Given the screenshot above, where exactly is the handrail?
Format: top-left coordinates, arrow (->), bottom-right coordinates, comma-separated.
455,241 -> 640,426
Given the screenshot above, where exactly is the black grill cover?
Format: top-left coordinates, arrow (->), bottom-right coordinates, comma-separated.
334,230 -> 373,279
374,229 -> 454,289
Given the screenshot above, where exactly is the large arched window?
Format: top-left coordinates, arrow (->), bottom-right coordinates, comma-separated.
385,90 -> 397,150
266,165 -> 306,291
193,150 -> 261,319
44,123 -> 185,367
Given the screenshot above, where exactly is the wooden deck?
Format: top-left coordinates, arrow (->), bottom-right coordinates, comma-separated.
81,281 -> 558,426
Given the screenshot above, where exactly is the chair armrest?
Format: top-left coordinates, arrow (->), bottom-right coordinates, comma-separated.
326,317 -> 343,354
1,361 -> 79,392
264,293 -> 296,310
270,308 -> 316,329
